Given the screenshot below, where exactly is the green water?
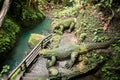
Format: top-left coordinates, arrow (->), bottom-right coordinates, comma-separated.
3,18 -> 51,73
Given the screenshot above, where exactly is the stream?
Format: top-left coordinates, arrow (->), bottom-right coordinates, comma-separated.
3,18 -> 51,73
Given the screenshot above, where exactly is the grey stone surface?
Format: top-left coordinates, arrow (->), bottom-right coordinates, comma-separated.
30,57 -> 49,78
59,32 -> 78,47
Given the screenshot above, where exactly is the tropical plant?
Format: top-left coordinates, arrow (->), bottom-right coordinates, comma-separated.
0,65 -> 10,77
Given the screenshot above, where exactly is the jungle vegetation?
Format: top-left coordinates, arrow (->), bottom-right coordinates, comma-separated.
0,0 -> 120,80
0,0 -> 45,63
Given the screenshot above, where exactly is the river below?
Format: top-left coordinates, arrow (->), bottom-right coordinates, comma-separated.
3,18 -> 51,73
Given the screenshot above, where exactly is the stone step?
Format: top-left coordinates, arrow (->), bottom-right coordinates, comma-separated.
25,73 -> 48,78
22,76 -> 47,80
22,73 -> 48,80
22,76 -> 40,80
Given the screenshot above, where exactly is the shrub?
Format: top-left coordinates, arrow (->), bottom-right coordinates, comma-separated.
0,18 -> 20,56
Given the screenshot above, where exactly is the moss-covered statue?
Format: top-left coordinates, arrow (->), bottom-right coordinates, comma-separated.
40,37 -> 119,68
48,53 -> 105,80
51,18 -> 77,34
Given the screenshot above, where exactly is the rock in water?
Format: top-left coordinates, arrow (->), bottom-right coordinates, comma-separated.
28,33 -> 45,48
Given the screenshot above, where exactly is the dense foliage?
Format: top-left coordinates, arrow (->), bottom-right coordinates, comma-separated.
0,0 -> 45,63
82,0 -> 120,79
20,5 -> 45,27
101,42 -> 120,80
62,0 -> 74,6
84,0 -> 120,13
10,0 -> 45,28
0,18 -> 20,61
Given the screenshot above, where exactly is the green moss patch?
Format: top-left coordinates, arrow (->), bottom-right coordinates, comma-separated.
28,33 -> 45,48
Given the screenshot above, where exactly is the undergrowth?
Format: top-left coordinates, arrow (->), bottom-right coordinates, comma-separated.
0,18 -> 20,63
101,42 -> 120,80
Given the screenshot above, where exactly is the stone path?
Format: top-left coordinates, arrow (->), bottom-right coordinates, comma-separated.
59,32 -> 78,47
22,57 -> 49,80
30,57 -> 48,76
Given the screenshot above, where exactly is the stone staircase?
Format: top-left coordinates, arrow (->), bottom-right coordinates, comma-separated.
21,57 -> 49,80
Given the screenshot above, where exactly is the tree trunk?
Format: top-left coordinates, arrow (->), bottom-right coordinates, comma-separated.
0,0 -> 11,27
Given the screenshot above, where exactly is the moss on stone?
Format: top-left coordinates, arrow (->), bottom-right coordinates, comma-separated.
28,33 -> 45,48
49,67 -> 58,76
76,53 -> 104,73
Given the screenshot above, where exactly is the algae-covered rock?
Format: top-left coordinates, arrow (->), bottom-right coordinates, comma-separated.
28,33 -> 45,48
49,67 -> 58,76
